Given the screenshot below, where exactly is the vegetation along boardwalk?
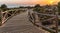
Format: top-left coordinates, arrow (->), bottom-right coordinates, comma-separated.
0,11 -> 50,33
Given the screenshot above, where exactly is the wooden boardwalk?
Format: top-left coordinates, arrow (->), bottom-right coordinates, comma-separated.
0,11 -> 49,33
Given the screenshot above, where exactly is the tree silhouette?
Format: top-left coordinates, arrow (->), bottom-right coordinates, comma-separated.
33,4 -> 41,13
1,4 -> 7,11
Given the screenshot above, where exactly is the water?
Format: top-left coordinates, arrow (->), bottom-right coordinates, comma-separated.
7,5 -> 34,8
0,4 -> 34,8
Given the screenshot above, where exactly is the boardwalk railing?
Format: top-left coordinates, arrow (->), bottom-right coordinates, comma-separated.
0,9 -> 26,26
28,11 -> 56,33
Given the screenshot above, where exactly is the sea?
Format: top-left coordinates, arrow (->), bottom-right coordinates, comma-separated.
6,5 -> 34,8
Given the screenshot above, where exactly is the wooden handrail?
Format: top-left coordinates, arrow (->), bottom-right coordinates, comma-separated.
0,9 -> 26,26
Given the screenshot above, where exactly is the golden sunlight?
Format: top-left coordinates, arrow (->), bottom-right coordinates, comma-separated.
47,0 -> 54,5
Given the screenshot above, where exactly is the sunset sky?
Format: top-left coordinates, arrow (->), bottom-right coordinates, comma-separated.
0,0 -> 60,8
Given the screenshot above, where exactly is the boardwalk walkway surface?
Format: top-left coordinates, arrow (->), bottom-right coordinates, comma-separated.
0,11 -> 49,33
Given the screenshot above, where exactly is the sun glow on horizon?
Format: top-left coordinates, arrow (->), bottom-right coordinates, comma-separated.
46,0 -> 55,5
49,0 -> 54,5
0,0 -> 60,5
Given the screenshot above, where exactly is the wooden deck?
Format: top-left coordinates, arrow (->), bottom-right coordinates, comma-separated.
0,11 -> 50,33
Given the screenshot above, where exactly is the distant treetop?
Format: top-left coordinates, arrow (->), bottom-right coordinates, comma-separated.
34,4 -> 41,8
1,4 -> 7,9
0,4 -> 7,11
33,4 -> 41,12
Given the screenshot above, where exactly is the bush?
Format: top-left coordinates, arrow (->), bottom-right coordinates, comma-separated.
33,4 -> 41,13
7,14 -> 11,17
1,4 -> 7,11
42,21 -> 52,25
58,20 -> 60,25
51,27 -> 56,30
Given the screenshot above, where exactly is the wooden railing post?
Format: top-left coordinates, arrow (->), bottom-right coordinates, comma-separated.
34,12 -> 39,24
0,10 -> 3,26
55,12 -> 58,33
